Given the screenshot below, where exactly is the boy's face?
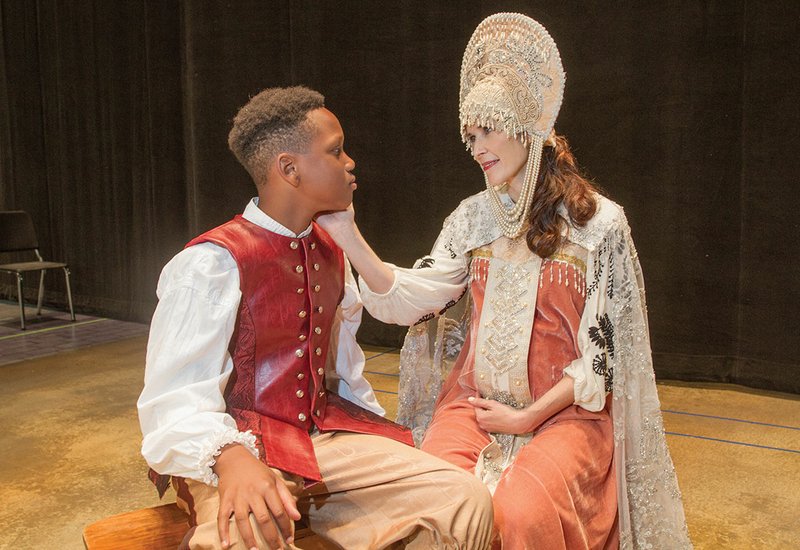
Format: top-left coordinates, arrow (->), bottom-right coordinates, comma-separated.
294,108 -> 357,213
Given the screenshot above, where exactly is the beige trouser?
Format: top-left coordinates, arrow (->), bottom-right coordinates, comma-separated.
177,431 -> 493,550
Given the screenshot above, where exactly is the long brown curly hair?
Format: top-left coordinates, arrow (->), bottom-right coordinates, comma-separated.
525,134 -> 599,258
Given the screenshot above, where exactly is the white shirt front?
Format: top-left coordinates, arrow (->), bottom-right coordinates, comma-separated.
137,199 -> 384,485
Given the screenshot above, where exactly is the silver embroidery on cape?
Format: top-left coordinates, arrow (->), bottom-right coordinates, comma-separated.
435,190 -> 503,259
396,299 -> 468,446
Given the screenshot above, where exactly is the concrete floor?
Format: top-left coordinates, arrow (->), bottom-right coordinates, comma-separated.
0,308 -> 798,549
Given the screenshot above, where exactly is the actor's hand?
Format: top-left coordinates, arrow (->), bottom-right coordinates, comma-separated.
468,396 -> 537,435
213,444 -> 301,550
315,204 -> 356,241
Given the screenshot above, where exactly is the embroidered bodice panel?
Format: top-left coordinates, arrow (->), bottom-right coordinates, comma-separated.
469,236 -> 589,404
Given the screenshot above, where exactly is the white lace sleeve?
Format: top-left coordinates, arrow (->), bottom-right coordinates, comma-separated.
359,227 -> 470,327
197,430 -> 259,486
359,259 -> 469,327
360,191 -> 502,326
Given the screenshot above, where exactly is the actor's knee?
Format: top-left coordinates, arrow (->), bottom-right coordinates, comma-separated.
445,469 -> 494,539
464,473 -> 493,516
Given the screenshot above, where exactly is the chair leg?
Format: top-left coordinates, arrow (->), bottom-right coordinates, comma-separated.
63,267 -> 76,322
37,270 -> 45,316
15,273 -> 26,330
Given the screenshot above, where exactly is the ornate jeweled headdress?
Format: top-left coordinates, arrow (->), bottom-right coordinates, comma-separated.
459,13 -> 565,238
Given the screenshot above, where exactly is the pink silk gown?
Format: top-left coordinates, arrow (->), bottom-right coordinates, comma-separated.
421,252 -> 620,550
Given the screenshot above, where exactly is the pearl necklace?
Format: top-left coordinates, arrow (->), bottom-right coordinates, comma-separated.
484,134 -> 544,239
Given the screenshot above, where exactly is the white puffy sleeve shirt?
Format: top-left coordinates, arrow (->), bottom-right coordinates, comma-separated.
138,199 -> 384,486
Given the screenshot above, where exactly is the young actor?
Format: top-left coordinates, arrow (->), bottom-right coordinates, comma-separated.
138,86 -> 493,550
318,14 -> 692,550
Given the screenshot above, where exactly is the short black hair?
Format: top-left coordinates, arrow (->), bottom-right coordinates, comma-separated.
228,86 -> 325,184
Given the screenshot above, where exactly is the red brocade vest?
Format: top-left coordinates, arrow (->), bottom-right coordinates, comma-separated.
184,216 -> 412,483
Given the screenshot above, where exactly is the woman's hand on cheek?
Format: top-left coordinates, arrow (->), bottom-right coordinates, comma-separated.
316,204 -> 356,242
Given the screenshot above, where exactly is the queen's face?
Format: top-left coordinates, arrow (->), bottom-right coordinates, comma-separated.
465,125 -> 529,193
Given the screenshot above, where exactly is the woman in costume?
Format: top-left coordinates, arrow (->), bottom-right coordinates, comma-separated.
319,13 -> 691,550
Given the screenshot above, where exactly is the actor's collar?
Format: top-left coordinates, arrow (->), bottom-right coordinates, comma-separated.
243,198 -> 313,238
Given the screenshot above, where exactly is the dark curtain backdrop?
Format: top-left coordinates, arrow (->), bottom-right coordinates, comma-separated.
1,1 -> 798,393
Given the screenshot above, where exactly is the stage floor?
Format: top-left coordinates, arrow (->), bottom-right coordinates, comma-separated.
0,302 -> 797,549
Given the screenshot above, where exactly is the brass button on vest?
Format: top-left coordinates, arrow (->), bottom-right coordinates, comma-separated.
314,327 -> 322,335
315,347 -> 322,356
310,242 -> 316,250
313,263 -> 320,271
297,372 -> 305,380
298,413 -> 307,422
295,265 -> 304,273
295,349 -> 304,358
296,390 -> 304,398
317,367 -> 324,375
296,288 -> 304,294
298,334 -> 307,341
290,241 -> 299,250
298,310 -> 307,318
313,285 -> 321,292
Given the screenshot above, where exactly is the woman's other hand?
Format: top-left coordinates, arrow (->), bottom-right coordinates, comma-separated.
468,396 -> 535,435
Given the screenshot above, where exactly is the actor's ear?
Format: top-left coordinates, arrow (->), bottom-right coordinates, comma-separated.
277,153 -> 300,187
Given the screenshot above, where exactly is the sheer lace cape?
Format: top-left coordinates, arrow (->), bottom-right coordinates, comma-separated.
396,190 -> 692,549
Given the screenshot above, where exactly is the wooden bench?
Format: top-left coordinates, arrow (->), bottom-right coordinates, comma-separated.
83,503 -> 320,549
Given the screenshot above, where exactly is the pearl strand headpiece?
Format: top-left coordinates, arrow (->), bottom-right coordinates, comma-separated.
459,13 -> 565,238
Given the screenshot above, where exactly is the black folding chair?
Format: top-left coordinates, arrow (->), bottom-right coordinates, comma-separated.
0,211 -> 75,329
